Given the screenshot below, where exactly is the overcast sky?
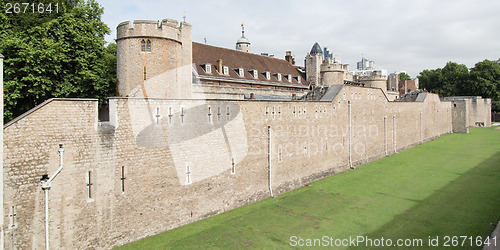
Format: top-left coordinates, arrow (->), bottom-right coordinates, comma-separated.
100,0 -> 500,77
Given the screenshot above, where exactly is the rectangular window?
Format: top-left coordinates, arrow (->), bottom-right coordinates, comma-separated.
140,39 -> 145,52
287,75 -> 292,82
276,73 -> 282,81
205,64 -> 212,74
223,66 -> 229,75
238,68 -> 244,77
252,70 -> 258,79
265,72 -> 270,80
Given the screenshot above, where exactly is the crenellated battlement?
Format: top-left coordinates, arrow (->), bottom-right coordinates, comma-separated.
117,19 -> 191,43
320,61 -> 349,72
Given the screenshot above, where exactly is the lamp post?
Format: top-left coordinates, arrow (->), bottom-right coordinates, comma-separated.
40,144 -> 64,250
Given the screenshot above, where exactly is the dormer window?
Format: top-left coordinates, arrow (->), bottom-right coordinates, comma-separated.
250,69 -> 258,79
238,68 -> 244,77
203,64 -> 212,74
223,66 -> 229,75
293,76 -> 301,83
275,73 -> 282,81
286,74 -> 292,82
264,71 -> 271,80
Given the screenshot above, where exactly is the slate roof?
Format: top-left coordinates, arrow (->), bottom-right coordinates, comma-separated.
192,42 -> 308,88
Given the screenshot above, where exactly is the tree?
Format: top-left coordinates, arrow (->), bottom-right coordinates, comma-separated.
1,0 -> 116,122
468,60 -> 500,111
419,68 -> 443,94
399,72 -> 411,81
441,61 -> 469,96
466,60 -> 500,99
103,43 -> 118,97
418,60 -> 500,111
418,62 -> 468,97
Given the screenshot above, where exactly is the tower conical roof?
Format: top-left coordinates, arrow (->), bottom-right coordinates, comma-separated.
310,42 -> 323,55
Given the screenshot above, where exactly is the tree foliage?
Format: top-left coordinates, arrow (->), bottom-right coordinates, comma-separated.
399,72 -> 411,81
1,0 -> 116,122
419,60 -> 500,111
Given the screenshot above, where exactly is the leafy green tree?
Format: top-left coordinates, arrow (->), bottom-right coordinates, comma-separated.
419,60 -> 500,111
419,68 -> 443,95
399,72 -> 411,81
466,60 -> 500,100
103,43 -> 118,97
1,0 -> 116,122
441,61 -> 469,96
419,62 -> 468,97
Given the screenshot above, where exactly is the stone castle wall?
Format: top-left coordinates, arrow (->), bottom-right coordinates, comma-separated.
3,85 -> 481,249
446,96 -> 492,133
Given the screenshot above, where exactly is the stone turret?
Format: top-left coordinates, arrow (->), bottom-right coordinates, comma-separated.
116,19 -> 192,98
305,42 -> 323,86
320,57 -> 351,85
357,71 -> 388,91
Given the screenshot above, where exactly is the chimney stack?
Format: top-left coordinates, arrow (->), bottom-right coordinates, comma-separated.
217,59 -> 223,73
285,51 -> 295,65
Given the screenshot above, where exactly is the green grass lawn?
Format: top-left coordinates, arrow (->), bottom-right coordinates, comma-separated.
118,127 -> 500,249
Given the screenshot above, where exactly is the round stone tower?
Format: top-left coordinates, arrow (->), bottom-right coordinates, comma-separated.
358,72 -> 388,92
320,57 -> 348,85
116,19 -> 192,98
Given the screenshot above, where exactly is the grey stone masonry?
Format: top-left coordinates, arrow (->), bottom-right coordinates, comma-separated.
2,85 -> 491,249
